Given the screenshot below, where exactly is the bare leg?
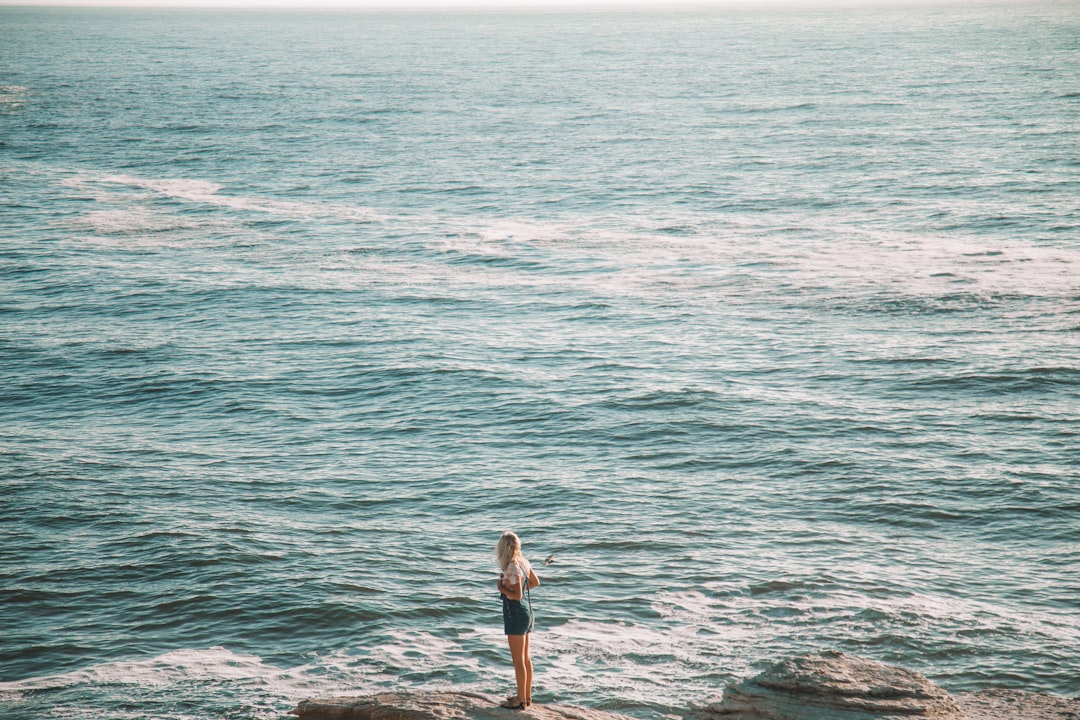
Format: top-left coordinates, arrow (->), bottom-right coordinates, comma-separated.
523,632 -> 533,705
507,634 -> 528,705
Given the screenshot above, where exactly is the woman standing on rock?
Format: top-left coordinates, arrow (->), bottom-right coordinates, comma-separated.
496,531 -> 540,709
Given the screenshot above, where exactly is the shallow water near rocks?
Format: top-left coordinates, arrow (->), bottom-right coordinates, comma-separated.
1,4 -> 1078,719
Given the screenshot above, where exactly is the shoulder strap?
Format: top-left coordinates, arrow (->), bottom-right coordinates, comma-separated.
522,561 -> 534,630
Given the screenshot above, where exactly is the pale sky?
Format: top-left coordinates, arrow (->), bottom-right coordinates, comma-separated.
0,0 -> 1002,7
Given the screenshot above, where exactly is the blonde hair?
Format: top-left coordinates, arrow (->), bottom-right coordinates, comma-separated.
496,531 -> 523,571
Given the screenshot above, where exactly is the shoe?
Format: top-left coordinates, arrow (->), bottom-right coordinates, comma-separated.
501,696 -> 525,710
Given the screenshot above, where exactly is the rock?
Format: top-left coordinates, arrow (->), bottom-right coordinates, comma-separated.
954,689 -> 1080,720
289,656 -> 1080,720
696,650 -> 963,719
289,691 -> 638,720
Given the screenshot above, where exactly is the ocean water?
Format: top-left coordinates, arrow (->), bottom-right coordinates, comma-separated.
1,3 -> 1079,718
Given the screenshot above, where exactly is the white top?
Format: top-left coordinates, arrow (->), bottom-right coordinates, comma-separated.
503,558 -> 533,589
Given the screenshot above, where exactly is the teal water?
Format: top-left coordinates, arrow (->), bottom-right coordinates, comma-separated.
1,4 -> 1078,719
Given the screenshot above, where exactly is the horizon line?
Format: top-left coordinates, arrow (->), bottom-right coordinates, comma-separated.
0,0 -> 1046,8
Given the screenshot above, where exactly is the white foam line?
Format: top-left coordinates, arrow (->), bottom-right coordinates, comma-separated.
37,164 -> 1080,304
100,173 -> 391,224
0,646 -> 342,697
369,630 -> 482,674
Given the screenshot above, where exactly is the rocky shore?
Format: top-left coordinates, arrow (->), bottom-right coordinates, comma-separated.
290,651 -> 1079,720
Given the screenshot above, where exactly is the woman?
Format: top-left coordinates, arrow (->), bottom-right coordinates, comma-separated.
496,530 -> 540,709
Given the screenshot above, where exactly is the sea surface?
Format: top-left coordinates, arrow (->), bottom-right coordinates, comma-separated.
2,3 -> 1079,719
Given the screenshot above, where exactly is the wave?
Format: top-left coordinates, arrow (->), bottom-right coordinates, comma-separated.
0,86 -> 28,99
0,85 -> 27,111
717,101 -> 818,114
73,208 -> 202,238
0,647 -> 292,693
600,387 -> 724,411
910,366 -> 1080,393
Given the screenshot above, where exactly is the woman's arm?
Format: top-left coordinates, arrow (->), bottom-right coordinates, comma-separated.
527,567 -> 540,590
499,572 -> 524,600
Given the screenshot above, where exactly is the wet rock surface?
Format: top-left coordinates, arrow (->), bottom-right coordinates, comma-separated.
694,651 -> 962,719
290,653 -> 1080,720
290,691 -> 638,720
